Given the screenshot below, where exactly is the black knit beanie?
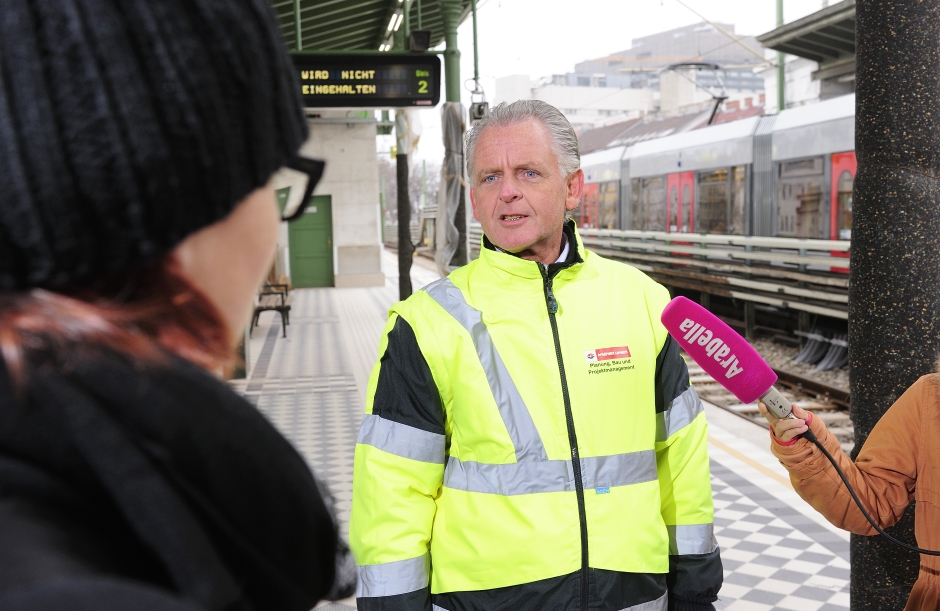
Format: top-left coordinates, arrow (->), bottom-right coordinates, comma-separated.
0,0 -> 308,290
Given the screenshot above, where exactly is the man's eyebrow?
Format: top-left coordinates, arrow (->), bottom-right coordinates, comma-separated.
477,166 -> 502,177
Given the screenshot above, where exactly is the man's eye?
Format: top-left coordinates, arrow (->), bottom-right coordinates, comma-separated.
483,175 -> 497,183
523,170 -> 538,178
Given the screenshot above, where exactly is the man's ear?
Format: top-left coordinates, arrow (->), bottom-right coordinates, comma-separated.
565,169 -> 585,211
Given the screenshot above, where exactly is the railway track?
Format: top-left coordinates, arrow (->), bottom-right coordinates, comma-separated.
687,358 -> 856,454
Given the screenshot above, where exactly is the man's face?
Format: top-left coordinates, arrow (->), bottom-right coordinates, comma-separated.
469,119 -> 584,265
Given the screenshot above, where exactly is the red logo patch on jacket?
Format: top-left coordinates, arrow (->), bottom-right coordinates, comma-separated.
584,346 -> 631,363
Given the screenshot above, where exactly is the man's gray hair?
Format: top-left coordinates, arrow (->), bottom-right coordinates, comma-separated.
465,100 -> 581,179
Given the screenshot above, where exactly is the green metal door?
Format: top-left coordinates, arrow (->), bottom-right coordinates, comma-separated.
288,194 -> 333,288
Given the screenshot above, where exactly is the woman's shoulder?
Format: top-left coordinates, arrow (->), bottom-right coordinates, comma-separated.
898,373 -> 940,414
871,373 -> 939,442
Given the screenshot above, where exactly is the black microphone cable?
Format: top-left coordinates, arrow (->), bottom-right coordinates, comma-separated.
801,428 -> 940,556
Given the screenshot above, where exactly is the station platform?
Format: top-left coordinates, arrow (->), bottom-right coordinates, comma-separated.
233,249 -> 852,611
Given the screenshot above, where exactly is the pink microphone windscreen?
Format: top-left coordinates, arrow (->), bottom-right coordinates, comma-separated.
661,296 -> 777,404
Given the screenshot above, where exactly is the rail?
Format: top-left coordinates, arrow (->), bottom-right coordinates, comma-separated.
469,222 -> 851,320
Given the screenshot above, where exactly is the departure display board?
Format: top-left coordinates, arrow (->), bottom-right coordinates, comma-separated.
292,54 -> 441,108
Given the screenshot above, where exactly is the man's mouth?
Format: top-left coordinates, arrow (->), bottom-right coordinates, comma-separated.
501,215 -> 526,221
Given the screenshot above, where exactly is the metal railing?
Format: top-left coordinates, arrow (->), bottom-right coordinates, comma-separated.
469,222 -> 851,320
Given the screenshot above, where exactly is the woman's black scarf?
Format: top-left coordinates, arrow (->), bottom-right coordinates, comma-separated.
0,350 -> 345,610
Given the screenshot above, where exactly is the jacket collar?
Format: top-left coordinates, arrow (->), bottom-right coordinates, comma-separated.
480,218 -> 585,280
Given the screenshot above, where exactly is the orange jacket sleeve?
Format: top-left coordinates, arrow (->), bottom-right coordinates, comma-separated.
770,376 -> 927,535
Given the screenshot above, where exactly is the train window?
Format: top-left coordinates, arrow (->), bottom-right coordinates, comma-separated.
837,170 -> 853,239
730,166 -> 746,235
630,179 -> 640,229
680,184 -> 691,233
780,157 -> 824,177
633,177 -> 665,231
599,181 -> 619,230
777,160 -> 825,238
698,169 -> 730,234
669,185 -> 678,232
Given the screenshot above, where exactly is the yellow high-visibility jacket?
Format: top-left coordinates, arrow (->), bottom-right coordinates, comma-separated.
351,222 -> 720,611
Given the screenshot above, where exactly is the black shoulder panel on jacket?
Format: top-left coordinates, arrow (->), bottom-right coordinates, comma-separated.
357,587 -> 430,611
655,334 -> 691,414
373,317 -> 445,436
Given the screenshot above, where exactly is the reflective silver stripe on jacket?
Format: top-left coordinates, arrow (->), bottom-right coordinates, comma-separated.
443,450 -> 657,496
667,523 -> 718,555
357,413 -> 446,464
425,278 -> 548,462
656,386 -> 704,442
356,552 -> 429,598
618,591 -> 668,611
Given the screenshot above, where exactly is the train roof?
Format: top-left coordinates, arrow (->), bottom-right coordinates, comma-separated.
578,93 -> 857,179
631,116 -> 761,157
773,93 -> 855,132
581,146 -> 628,183
772,94 -> 855,160
628,116 -> 761,177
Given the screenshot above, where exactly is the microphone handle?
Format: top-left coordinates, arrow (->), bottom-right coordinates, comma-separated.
760,386 -> 793,419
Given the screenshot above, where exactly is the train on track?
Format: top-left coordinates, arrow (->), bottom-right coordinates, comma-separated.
578,93 -> 855,243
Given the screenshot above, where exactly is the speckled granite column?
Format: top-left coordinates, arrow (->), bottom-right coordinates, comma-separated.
850,1 -> 940,608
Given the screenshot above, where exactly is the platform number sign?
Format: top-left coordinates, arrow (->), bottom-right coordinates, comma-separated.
292,53 -> 441,108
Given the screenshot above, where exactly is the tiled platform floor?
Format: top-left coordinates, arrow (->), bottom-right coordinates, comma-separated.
232,249 -> 851,610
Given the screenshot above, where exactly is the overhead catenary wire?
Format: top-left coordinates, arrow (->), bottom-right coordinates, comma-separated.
671,0 -> 774,66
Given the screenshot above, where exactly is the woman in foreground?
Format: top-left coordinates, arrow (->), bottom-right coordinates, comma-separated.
0,0 -> 350,609
759,372 -> 940,610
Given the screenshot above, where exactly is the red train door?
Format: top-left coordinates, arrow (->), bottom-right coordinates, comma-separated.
580,183 -> 599,228
830,152 -> 856,240
667,172 -> 695,232
830,152 -> 855,273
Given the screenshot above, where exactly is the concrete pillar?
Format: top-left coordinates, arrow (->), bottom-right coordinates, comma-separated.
296,113 -> 384,288
850,1 -> 940,608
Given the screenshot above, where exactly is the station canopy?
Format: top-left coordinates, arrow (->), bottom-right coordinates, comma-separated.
757,0 -> 855,81
272,0 -> 472,51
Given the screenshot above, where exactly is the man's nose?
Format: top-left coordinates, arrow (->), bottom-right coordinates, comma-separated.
499,175 -> 522,203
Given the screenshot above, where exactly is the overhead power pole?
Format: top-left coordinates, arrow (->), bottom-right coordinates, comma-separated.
441,0 -> 461,103
851,0 -> 940,608
441,0 -> 467,268
396,139 -> 412,299
394,25 -> 414,299
776,0 -> 785,112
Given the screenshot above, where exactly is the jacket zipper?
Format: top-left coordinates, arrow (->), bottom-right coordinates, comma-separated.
540,264 -> 589,611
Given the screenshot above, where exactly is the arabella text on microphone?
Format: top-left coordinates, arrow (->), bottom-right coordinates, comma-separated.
677,318 -> 744,379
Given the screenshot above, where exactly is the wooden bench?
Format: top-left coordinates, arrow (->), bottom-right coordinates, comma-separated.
252,285 -> 293,337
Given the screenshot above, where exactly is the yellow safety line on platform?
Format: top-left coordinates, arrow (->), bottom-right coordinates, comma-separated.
708,436 -> 792,490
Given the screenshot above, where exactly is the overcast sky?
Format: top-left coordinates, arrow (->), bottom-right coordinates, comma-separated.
389,0 -> 831,163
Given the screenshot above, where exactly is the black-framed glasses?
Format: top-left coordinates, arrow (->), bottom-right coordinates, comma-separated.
279,156 -> 326,221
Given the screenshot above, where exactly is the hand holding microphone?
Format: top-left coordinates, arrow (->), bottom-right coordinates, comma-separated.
758,402 -> 811,443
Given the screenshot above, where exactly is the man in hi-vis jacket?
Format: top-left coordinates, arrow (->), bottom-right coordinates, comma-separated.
350,100 -> 721,611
